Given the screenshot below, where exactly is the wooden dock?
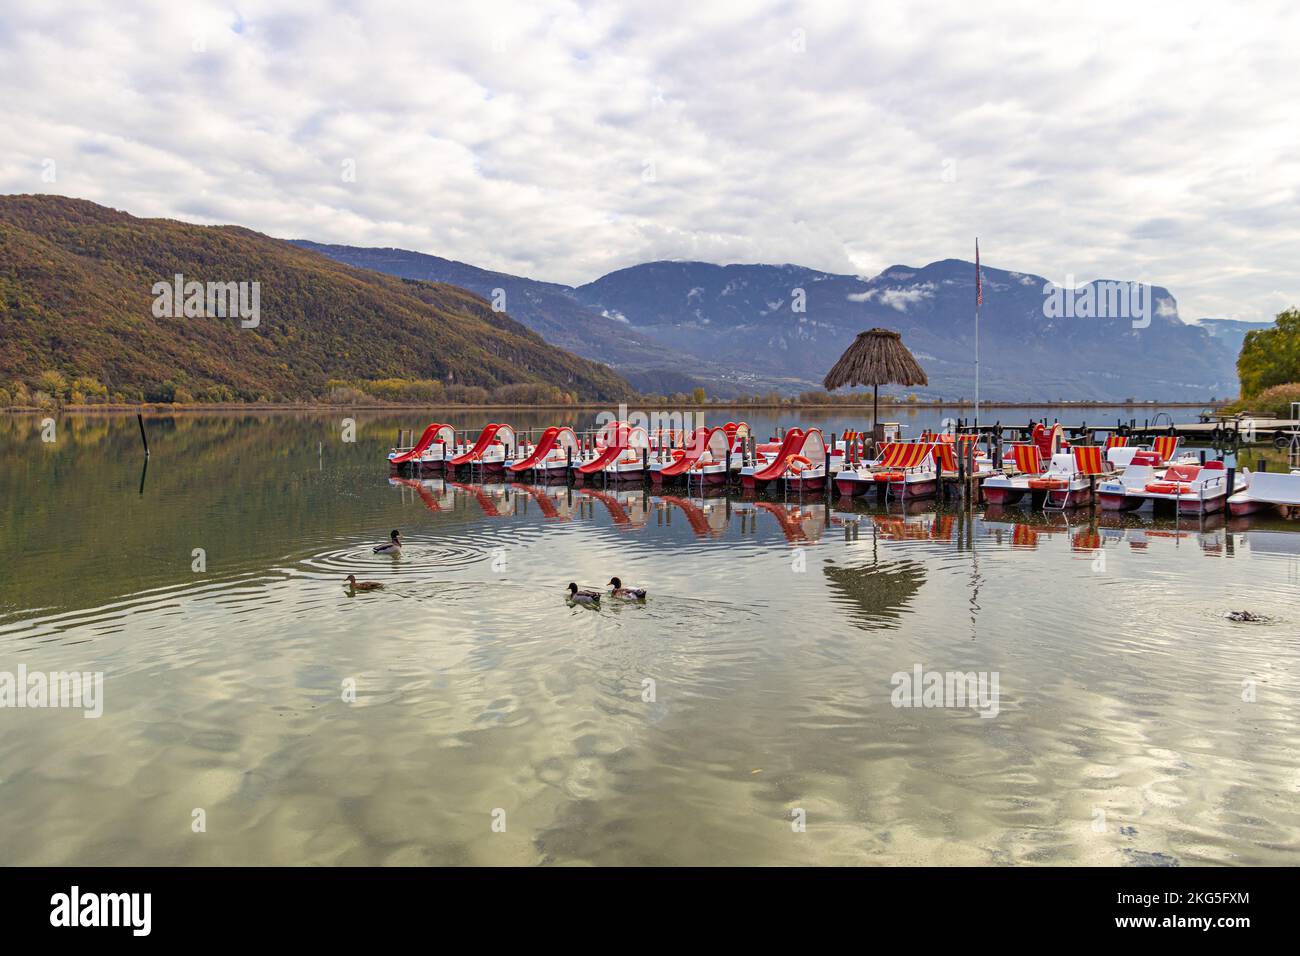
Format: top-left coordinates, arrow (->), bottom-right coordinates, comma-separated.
953,417 -> 1300,448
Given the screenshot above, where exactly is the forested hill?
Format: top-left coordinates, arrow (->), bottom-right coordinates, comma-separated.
0,195 -> 631,404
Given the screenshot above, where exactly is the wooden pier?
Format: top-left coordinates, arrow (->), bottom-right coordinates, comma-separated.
952,417 -> 1300,449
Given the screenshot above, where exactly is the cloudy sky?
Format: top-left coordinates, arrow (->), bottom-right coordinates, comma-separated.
2,0 -> 1297,321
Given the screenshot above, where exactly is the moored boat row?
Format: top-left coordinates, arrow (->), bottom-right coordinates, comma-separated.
386,419 -> 1300,516
387,420 -> 753,485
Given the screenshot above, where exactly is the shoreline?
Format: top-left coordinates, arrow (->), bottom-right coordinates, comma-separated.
2,400 -> 1224,416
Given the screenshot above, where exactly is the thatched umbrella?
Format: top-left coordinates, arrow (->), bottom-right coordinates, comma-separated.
823,328 -> 928,438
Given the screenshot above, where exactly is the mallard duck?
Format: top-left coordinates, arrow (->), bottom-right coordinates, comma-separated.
567,582 -> 601,604
608,577 -> 647,600
345,574 -> 384,591
373,529 -> 402,554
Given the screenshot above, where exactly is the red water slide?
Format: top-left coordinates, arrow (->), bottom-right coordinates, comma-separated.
448,423 -> 506,466
391,422 -> 448,464
508,426 -> 559,472
655,426 -> 714,479
576,444 -> 624,475
750,428 -> 806,481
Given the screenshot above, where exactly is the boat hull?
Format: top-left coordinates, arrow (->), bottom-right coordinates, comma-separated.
1227,497 -> 1276,517
1098,491 -> 1143,511
983,485 -> 1026,506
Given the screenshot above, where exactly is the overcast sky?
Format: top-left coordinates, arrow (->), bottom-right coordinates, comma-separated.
2,0 -> 1296,321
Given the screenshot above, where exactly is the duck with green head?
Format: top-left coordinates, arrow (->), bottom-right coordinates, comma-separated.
567,582 -> 601,604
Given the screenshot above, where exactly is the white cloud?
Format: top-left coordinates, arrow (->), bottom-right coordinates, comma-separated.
1,0 -> 1297,320
848,284 -> 936,311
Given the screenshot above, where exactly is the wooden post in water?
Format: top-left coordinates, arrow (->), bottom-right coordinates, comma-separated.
137,413 -> 150,457
826,433 -> 835,497
566,446 -> 573,486
968,439 -> 978,508
1226,466 -> 1236,500
1257,457 -> 1267,473
957,436 -> 966,505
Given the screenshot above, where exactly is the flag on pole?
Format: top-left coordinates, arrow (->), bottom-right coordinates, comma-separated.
975,239 -> 982,306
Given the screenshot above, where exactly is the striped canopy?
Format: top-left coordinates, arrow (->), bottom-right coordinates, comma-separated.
1151,435 -> 1179,462
930,442 -> 958,474
1008,443 -> 1044,475
1104,434 -> 1129,450
874,442 -> 933,470
1071,445 -> 1107,476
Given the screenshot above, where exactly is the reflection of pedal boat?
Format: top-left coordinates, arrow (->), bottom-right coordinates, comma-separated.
576,486 -> 647,527
508,481 -> 570,520
388,476 -> 447,512
448,481 -> 515,517
753,501 -> 827,542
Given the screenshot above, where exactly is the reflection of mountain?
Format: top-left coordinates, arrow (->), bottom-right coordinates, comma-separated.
822,558 -> 926,629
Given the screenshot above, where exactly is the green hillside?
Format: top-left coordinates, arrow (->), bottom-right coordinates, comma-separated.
0,195 -> 632,404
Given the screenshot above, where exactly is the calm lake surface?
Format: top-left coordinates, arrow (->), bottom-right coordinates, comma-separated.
1,407 -> 1297,866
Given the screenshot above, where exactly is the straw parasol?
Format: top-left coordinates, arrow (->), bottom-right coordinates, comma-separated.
823,328 -> 928,437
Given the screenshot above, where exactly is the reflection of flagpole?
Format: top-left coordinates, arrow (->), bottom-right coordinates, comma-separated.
969,512 -> 981,641
974,238 -> 981,428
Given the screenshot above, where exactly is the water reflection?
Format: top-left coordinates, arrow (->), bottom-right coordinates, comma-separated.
1,412 -> 1298,866
823,558 -> 926,629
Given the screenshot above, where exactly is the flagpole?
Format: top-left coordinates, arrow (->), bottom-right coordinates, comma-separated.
974,238 -> 981,429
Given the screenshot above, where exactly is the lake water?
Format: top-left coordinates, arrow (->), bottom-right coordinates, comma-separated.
1,408 -> 1297,866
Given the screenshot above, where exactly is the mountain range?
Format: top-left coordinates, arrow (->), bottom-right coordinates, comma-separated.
0,196 -> 629,403
0,194 -> 1269,405
297,242 -> 1270,401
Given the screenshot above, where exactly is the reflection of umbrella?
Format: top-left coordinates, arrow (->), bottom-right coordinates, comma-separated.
823,328 -> 928,436
822,558 -> 925,629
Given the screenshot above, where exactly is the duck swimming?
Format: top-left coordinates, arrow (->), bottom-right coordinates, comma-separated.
567,582 -> 601,604
345,575 -> 384,591
373,529 -> 402,554
608,577 -> 647,600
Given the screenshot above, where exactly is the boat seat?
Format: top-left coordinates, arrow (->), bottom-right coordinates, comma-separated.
1164,464 -> 1201,483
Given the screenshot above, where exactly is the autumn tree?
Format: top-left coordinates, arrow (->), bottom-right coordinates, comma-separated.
1238,307 -> 1300,398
